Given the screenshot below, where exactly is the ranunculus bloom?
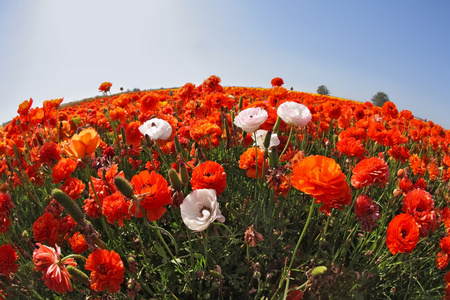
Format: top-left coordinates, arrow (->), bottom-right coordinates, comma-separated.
401,189 -> 437,237
386,213 -> 420,255
191,161 -> 227,196
436,236 -> 450,270
51,158 -> 77,184
336,137 -> 365,159
277,101 -> 311,127
60,177 -> 86,200
351,157 -> 389,189
33,212 -> 60,246
291,155 -> 352,216
271,77 -> 284,87
139,118 -> 172,141
0,244 -> 18,276
233,107 -> 268,133
252,129 -> 280,152
32,243 -> 77,294
63,127 -> 101,161
131,170 -> 172,221
17,98 -> 33,115
69,231 -> 88,254
354,195 -> 380,232
239,147 -> 266,178
102,191 -> 133,227
0,193 -> 14,234
98,82 -> 112,93
180,189 -> 225,232
85,249 -> 124,293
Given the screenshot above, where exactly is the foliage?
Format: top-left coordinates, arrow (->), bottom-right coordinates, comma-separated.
316,85 -> 330,95
371,91 -> 390,107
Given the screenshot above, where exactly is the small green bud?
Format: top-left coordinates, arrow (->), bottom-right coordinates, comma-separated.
120,126 -> 127,145
168,168 -> 183,191
269,149 -> 279,168
238,96 -> 243,111
263,131 -> 273,150
114,176 -> 135,199
311,266 -> 327,276
52,189 -> 86,226
174,136 -> 183,154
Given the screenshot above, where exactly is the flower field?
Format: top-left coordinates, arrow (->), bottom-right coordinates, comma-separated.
1,75 -> 450,299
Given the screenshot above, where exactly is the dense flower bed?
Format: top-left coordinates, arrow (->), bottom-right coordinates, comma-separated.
0,75 -> 450,299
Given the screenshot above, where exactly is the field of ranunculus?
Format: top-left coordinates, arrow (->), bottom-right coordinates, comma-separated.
0,75 -> 450,299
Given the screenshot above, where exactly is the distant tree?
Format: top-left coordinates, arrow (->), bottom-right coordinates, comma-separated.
317,85 -> 330,95
371,92 -> 390,107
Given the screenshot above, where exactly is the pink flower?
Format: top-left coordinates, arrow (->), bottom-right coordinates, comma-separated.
32,243 -> 76,294
233,107 -> 268,133
277,101 -> 311,127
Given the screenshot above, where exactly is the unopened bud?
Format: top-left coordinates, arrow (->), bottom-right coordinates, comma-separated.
174,136 -> 183,154
114,176 -> 135,199
179,162 -> 189,186
52,189 -> 86,226
168,168 -> 183,191
311,266 -> 327,276
121,126 -> 127,145
67,266 -> 90,286
269,149 -> 279,168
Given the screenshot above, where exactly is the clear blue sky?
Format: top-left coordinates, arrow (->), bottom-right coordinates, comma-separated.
1,1 -> 449,127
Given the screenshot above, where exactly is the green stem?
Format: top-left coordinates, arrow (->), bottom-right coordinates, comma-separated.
279,126 -> 294,160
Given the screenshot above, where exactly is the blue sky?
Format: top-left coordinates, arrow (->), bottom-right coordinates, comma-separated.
1,1 -> 449,128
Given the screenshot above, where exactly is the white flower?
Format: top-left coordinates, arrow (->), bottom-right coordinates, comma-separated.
277,102 -> 311,127
180,189 -> 225,232
233,107 -> 268,133
139,118 -> 172,141
252,129 -> 280,151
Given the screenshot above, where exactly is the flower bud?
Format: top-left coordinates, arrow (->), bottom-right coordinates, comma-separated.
121,126 -> 127,145
114,176 -> 135,199
179,162 -> 189,186
67,266 -> 90,286
52,189 -> 86,226
168,168 -> 183,191
174,136 -> 183,154
311,266 -> 327,276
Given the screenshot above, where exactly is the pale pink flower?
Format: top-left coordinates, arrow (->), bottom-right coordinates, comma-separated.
233,107 -> 268,133
277,101 -> 311,127
139,118 -> 172,141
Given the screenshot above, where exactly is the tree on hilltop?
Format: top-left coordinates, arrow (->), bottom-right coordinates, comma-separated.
371,92 -> 390,107
317,85 -> 330,95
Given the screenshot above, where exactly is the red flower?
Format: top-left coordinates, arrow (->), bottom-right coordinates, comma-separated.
402,189 -> 437,237
436,236 -> 450,270
354,195 -> 380,232
38,142 -> 61,165
271,77 -> 284,87
140,92 -> 163,113
17,98 -> 33,115
0,193 -> 14,234
102,191 -> 133,227
32,243 -> 77,294
200,75 -> 223,94
351,157 -> 389,189
98,82 -> 112,93
336,137 -> 365,159
33,212 -> 60,246
125,121 -> 143,147
386,214 -> 420,255
0,244 -> 18,276
85,249 -> 124,293
51,158 -> 77,184
191,161 -> 227,195
131,170 -> 172,222
69,232 -> 88,254
60,177 -> 86,200
291,155 -> 352,216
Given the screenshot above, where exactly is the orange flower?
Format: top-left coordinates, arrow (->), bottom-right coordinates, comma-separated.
291,155 -> 352,216
33,243 -> 76,294
51,158 -> 77,184
98,82 -> 112,93
387,145 -> 410,163
140,92 -> 162,113
43,98 -> 64,110
125,121 -> 143,146
32,212 -> 60,246
200,75 -> 223,94
69,231 -> 88,254
17,98 -> 33,115
409,154 -> 427,177
191,161 -> 227,195
63,127 -> 101,161
0,244 -> 18,276
351,157 -> 389,189
386,213 -> 420,255
85,249 -> 124,293
239,147 -> 266,178
38,142 -> 62,165
131,170 -> 172,222
401,189 -> 437,237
